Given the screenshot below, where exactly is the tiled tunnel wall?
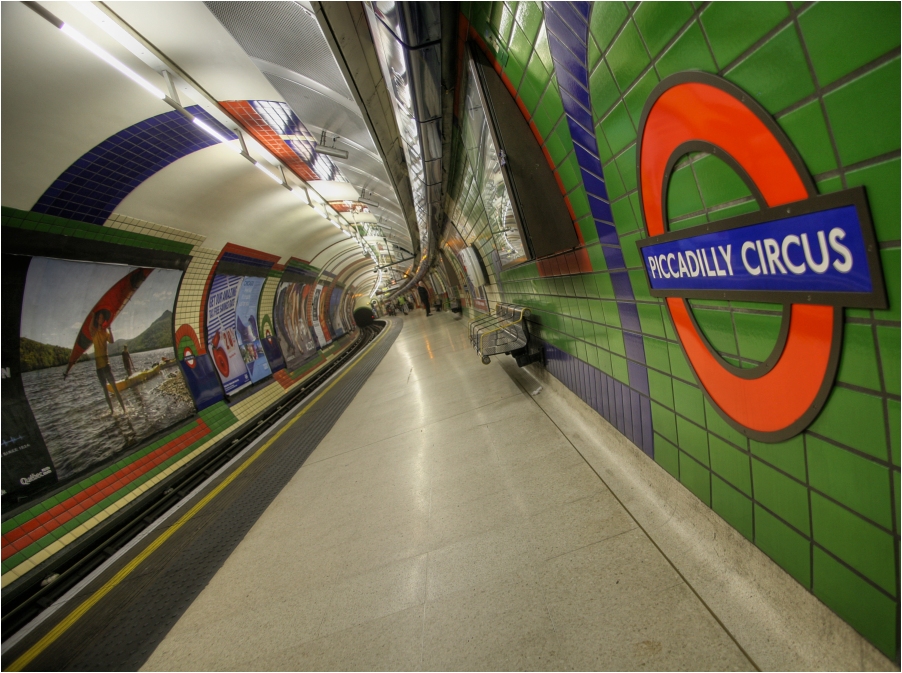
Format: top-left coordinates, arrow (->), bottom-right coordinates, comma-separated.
1,207 -> 359,590
445,0 -> 900,658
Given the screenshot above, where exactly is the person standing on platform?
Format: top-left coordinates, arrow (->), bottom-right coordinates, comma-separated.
121,344 -> 135,378
417,282 -> 431,317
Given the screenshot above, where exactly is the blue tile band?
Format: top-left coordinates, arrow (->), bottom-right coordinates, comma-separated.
543,342 -> 653,456
543,1 -> 650,416
33,106 -> 236,225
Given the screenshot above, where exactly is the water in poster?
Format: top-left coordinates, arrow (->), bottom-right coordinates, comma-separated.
235,277 -> 272,383
206,275 -> 250,394
19,258 -> 195,481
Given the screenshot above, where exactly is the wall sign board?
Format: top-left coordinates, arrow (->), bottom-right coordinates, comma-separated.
636,73 -> 887,442
638,188 -> 884,306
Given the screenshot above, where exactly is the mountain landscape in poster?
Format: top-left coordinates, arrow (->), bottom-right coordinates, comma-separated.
19,258 -> 195,481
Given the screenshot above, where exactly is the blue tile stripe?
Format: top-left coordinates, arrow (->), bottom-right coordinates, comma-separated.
543,341 -> 653,456
32,106 -> 236,225
543,4 -> 616,247
220,251 -> 276,269
541,1 -> 651,450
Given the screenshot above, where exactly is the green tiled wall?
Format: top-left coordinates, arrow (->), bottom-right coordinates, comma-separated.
2,207 -> 195,256
451,0 -> 900,659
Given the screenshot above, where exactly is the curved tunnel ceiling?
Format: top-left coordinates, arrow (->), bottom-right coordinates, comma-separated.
200,0 -> 413,262
1,0 -> 415,290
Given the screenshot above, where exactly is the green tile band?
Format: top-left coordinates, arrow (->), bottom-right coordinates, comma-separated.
1,207 -> 194,256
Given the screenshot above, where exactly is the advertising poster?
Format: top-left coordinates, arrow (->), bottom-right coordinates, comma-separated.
329,287 -> 345,338
311,283 -> 330,347
3,254 -> 58,499
235,276 -> 272,383
273,279 -> 318,371
2,388 -> 57,499
18,257 -> 194,482
258,313 -> 285,374
206,274 -> 250,394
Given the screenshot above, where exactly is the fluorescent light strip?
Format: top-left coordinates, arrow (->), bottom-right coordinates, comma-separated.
192,118 -> 241,153
254,162 -> 283,184
370,269 -> 383,297
60,24 -> 165,99
69,1 -> 166,71
46,6 -> 374,263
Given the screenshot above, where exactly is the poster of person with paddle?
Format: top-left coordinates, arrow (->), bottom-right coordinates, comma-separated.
19,257 -> 196,481
86,308 -> 127,415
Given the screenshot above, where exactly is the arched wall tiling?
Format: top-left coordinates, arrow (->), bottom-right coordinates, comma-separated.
32,107 -> 235,225
0,4 -> 383,592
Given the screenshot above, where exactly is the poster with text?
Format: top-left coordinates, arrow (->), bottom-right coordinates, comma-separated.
206,274 -> 250,394
235,277 -> 272,383
19,257 -> 194,482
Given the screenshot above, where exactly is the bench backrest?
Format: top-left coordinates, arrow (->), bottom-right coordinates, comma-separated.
494,302 -> 530,323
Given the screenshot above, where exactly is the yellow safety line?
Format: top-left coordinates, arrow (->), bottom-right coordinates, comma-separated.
6,325 -> 390,672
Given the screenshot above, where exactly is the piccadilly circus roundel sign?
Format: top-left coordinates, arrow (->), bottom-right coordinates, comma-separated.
636,73 -> 887,443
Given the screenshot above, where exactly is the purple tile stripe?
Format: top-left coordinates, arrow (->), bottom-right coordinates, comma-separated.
544,2 -> 648,394
33,107 -> 236,225
544,342 -> 653,456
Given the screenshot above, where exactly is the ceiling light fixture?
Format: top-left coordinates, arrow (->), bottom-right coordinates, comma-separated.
192,118 -> 241,152
316,130 -> 349,160
290,187 -> 309,205
358,197 -> 380,208
315,146 -> 348,160
59,23 -> 166,99
254,161 -> 283,184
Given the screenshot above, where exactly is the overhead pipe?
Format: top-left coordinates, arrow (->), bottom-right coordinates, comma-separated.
364,2 -> 446,301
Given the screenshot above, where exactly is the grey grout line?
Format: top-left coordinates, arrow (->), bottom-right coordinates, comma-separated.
505,362 -> 763,672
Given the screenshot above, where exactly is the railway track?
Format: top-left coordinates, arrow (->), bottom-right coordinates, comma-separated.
1,321 -> 385,641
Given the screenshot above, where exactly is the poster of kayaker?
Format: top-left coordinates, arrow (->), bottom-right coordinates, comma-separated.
235,276 -> 272,383
19,257 -> 195,481
273,278 -> 318,371
206,274 -> 250,394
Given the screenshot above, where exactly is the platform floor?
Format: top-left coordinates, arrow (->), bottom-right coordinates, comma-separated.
142,310 -> 892,671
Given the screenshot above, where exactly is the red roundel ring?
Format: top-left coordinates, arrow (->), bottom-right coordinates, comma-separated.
636,73 -> 840,441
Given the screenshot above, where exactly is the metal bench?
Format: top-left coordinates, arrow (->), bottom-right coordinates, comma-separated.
469,302 -> 542,366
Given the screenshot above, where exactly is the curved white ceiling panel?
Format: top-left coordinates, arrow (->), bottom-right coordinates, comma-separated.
3,0 -> 412,290
1,2 -> 172,209
115,144 -> 348,260
204,1 -> 352,100
107,1 -> 285,104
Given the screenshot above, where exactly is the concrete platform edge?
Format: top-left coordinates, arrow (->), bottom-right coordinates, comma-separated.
500,358 -> 897,672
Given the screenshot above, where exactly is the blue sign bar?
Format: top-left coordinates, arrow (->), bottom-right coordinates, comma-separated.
637,189 -> 885,307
